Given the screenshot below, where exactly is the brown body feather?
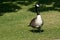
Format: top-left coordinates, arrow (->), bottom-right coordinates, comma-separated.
29,18 -> 36,28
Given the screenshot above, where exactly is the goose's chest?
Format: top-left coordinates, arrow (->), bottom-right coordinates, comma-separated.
35,15 -> 42,26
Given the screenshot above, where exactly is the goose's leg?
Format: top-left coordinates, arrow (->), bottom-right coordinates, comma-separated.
37,27 -> 41,31
37,26 -> 44,32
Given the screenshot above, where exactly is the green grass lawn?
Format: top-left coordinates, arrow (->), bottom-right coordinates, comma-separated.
0,3 -> 60,40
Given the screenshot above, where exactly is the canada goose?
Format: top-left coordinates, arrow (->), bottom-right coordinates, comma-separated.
29,4 -> 43,31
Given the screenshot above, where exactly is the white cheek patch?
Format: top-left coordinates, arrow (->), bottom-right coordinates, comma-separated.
36,4 -> 39,7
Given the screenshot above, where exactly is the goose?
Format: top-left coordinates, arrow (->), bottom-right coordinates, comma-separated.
29,4 -> 44,31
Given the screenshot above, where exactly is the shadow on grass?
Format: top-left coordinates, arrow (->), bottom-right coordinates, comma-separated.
0,3 -> 21,16
37,0 -> 53,5
30,29 -> 44,33
0,0 -> 36,6
16,0 -> 36,6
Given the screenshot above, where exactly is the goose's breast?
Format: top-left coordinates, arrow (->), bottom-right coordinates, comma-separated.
35,18 -> 43,26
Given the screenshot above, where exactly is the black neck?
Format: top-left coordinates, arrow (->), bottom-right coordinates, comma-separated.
37,12 -> 40,15
36,8 -> 40,15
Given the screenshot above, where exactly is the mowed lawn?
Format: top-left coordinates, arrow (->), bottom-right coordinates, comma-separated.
0,3 -> 60,40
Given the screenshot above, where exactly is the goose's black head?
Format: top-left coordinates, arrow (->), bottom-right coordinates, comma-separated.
35,4 -> 40,15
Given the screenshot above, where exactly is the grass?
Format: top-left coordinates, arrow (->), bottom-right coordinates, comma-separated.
0,3 -> 60,40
